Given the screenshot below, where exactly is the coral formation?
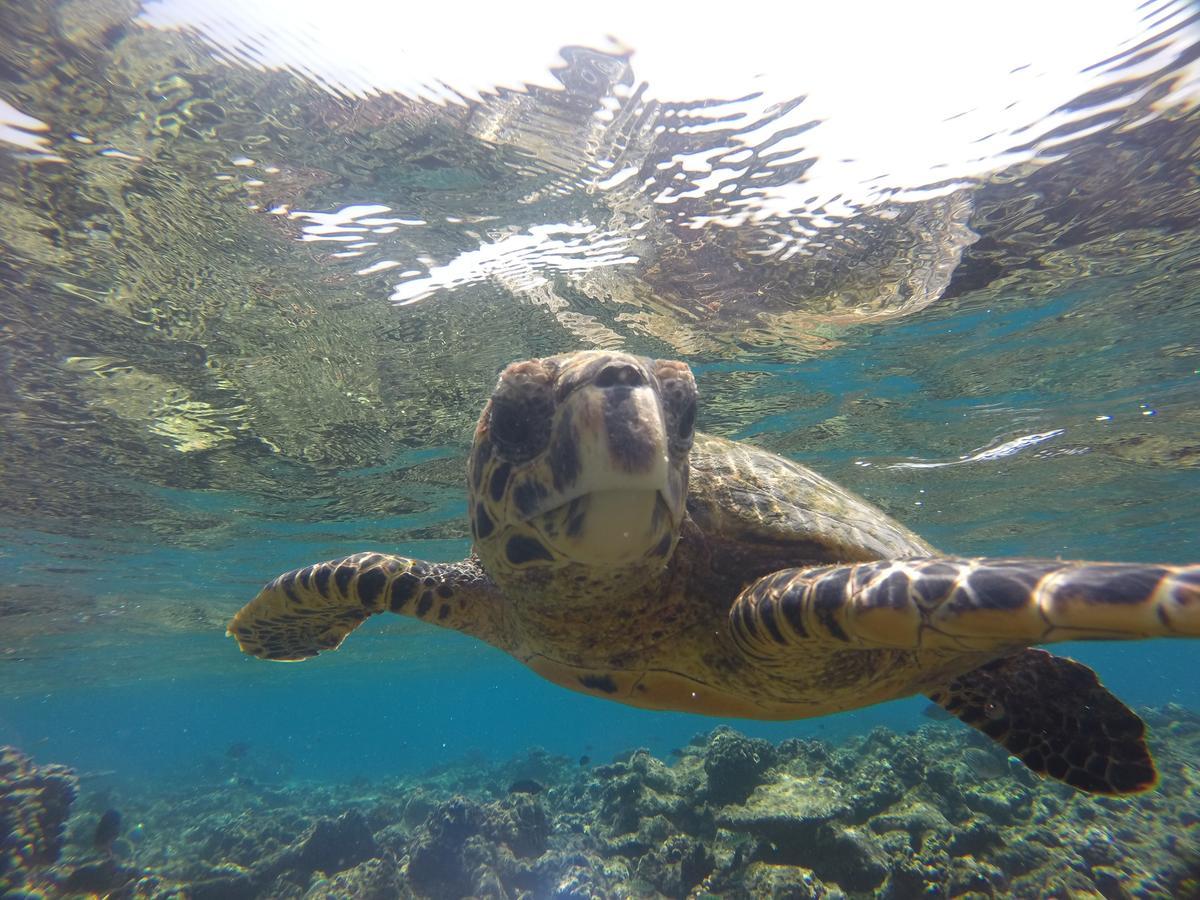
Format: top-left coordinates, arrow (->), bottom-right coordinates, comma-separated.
0,745 -> 78,896
2,704 -> 1198,898
703,727 -> 776,805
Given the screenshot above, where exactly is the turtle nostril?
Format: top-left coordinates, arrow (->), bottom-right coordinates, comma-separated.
595,363 -> 644,389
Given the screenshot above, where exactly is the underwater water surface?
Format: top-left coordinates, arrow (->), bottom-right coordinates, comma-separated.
2,0 -> 1200,897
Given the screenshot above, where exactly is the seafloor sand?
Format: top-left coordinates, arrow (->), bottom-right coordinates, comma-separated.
4,705 -> 1199,898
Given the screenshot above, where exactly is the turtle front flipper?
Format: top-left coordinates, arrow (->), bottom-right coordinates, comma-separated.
228,552 -> 506,661
927,648 -> 1155,794
728,557 -> 1199,659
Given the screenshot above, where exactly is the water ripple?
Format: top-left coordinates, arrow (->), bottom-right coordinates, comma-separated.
874,429 -> 1068,470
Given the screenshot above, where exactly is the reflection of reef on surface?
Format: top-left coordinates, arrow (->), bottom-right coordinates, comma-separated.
9,704 -> 1199,898
2,0 -> 1200,571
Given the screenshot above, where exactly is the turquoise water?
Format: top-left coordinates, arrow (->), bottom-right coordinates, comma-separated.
3,282 -> 1197,781
2,2 -> 1200,896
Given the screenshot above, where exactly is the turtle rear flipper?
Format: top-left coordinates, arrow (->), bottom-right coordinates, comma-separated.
927,648 -> 1156,794
228,552 -> 505,660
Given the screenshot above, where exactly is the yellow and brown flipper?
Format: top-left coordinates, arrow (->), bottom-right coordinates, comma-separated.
228,552 -> 505,661
729,557 -> 1198,794
729,557 -> 1200,660
928,648 -> 1156,794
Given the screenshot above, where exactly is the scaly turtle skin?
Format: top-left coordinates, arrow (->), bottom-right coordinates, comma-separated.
229,351 -> 1200,795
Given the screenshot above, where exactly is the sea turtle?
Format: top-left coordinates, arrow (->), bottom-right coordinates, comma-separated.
229,351 -> 1199,794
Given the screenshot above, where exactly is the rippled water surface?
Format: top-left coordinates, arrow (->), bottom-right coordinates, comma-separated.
2,0 -> 1199,815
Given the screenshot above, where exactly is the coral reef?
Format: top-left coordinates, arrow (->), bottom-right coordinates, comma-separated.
4,704 -> 1199,898
703,727 -> 776,805
0,745 -> 78,896
187,810 -> 381,899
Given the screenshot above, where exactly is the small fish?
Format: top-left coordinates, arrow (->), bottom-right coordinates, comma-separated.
668,748 -> 685,758
93,808 -> 121,853
961,747 -> 1009,780
226,741 -> 252,759
579,755 -> 591,767
921,702 -> 954,721
508,779 -> 544,795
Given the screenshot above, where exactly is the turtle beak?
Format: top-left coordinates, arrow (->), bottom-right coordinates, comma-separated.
571,378 -> 672,494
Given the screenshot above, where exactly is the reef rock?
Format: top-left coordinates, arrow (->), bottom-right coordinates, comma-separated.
843,757 -> 905,821
869,797 -> 953,843
303,856 -> 407,899
289,809 -> 380,875
190,809 -> 380,900
0,745 -> 78,894
812,824 -> 890,892
716,773 -> 849,845
633,833 -> 714,897
21,705 -> 1200,899
709,769 -> 896,892
60,857 -> 145,897
405,796 -> 485,897
703,726 -> 776,804
406,792 -> 552,897
593,750 -> 690,835
545,853 -> 630,899
737,862 -> 846,899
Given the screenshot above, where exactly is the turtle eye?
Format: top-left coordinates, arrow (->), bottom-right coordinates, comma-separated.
489,399 -> 527,446
488,391 -> 553,462
676,398 -> 696,440
655,361 -> 697,455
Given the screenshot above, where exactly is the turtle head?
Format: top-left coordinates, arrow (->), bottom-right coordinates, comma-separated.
468,351 -> 695,600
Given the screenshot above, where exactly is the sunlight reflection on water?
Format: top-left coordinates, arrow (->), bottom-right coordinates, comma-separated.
130,0 -> 1200,312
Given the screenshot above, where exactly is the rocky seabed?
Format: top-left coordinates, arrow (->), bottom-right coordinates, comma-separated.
3,705 -> 1198,899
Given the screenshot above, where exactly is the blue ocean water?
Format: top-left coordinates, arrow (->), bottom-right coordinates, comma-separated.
2,282 -> 1196,782
4,631 -> 1200,786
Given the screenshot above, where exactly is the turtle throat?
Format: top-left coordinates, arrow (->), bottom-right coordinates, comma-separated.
533,489 -> 676,566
